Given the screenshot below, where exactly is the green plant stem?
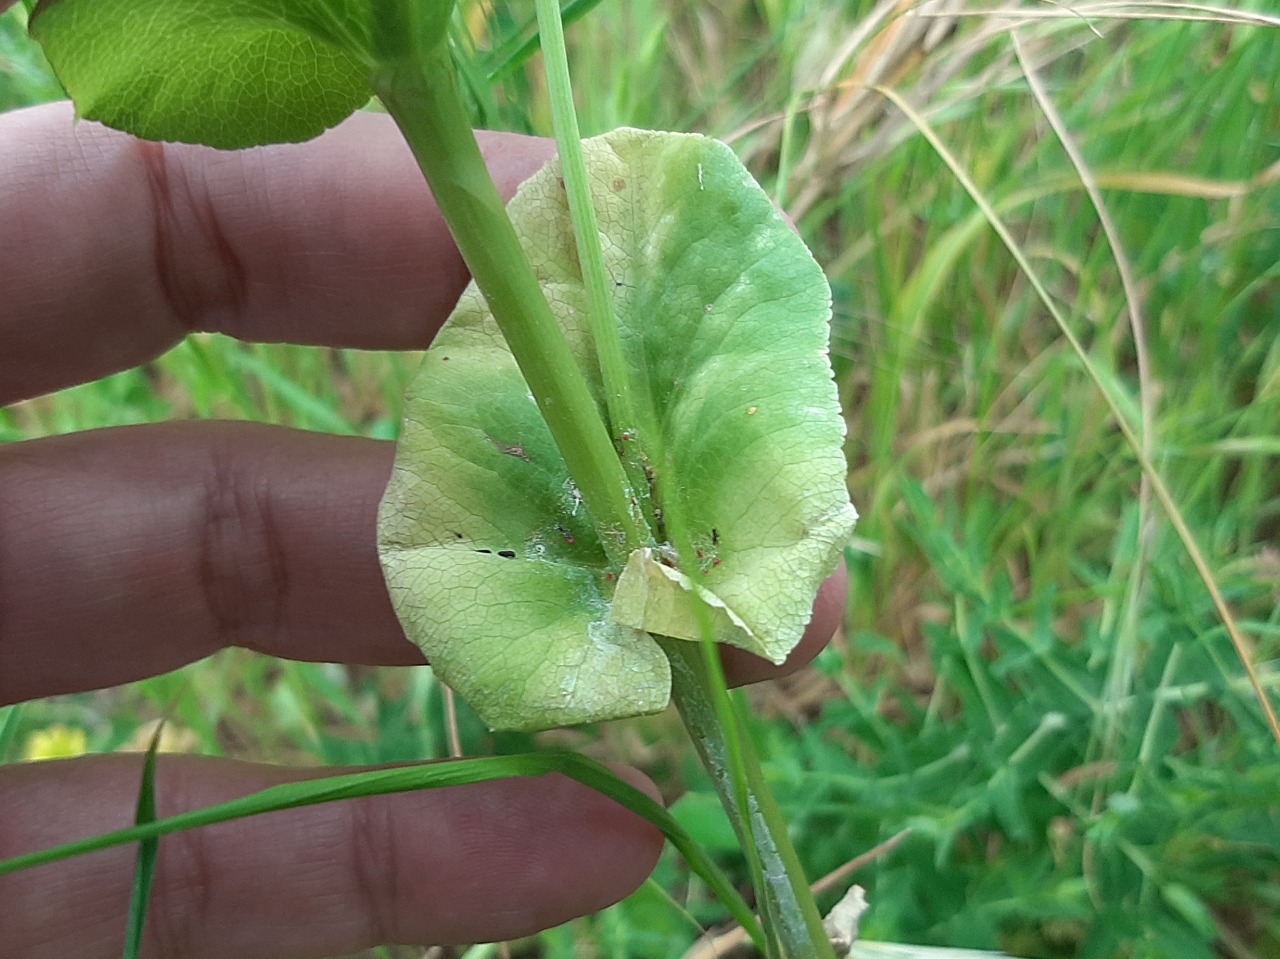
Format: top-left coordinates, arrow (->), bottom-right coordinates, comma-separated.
663,639 -> 836,959
534,0 -> 637,439
370,16 -> 826,952
370,42 -> 646,564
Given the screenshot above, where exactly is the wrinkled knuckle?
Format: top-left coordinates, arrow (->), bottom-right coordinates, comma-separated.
198,441 -> 289,650
145,793 -> 214,959
135,137 -> 248,333
347,798 -> 402,949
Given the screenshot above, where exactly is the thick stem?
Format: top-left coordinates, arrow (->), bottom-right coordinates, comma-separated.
664,640 -> 836,959
370,44 -> 646,564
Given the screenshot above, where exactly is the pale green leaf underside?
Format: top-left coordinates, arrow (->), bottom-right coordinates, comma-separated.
379,129 -> 857,731
30,0 -> 372,148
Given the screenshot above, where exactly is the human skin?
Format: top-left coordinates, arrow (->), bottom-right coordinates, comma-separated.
0,89 -> 848,959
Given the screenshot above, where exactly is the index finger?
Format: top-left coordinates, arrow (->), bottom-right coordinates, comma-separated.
0,102 -> 554,405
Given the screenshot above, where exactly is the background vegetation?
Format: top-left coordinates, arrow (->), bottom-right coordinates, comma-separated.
2,1 -> 1278,957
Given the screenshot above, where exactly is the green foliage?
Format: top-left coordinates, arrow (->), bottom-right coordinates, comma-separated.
29,0 -> 374,147
0,4 -> 61,108
4,1 -> 1278,957
737,483 -> 1280,956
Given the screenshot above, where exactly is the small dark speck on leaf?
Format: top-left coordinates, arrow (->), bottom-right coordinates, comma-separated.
453,531 -> 464,539
498,550 -> 516,559
476,548 -> 492,554
486,435 -> 531,461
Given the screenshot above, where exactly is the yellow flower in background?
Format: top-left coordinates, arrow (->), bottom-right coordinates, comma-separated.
22,723 -> 89,761
122,719 -> 199,754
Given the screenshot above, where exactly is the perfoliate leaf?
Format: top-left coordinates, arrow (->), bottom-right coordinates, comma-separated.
30,0 -> 373,148
379,129 -> 857,731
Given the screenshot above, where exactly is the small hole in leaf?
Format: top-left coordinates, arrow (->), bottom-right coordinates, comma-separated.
497,550 -> 516,559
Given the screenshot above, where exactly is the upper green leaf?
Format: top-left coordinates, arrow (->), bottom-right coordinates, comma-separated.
379,129 -> 857,731
30,0 -> 374,148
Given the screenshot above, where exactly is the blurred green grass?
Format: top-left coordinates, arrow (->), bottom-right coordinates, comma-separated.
2,2 -> 1278,957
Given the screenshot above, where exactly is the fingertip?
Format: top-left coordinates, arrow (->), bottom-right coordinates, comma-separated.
359,767 -> 665,944
722,560 -> 848,687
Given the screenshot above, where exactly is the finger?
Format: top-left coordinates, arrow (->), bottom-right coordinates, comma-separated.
0,422 -> 843,704
0,422 -> 415,705
0,102 -> 555,405
0,754 -> 663,959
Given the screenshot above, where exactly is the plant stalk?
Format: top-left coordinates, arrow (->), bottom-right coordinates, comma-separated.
371,16 -> 828,955
664,639 -> 837,959
370,42 -> 646,564
533,0 -> 637,439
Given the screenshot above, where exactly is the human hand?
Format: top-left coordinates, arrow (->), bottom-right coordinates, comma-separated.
0,100 -> 847,959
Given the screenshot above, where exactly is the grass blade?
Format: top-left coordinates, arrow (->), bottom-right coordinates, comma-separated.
871,82 -> 1280,747
122,723 -> 163,959
484,0 -> 611,82
0,706 -> 21,761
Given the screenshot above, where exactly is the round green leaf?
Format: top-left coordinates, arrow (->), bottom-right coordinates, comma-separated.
378,314 -> 671,731
379,129 -> 857,731
30,0 -> 373,148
